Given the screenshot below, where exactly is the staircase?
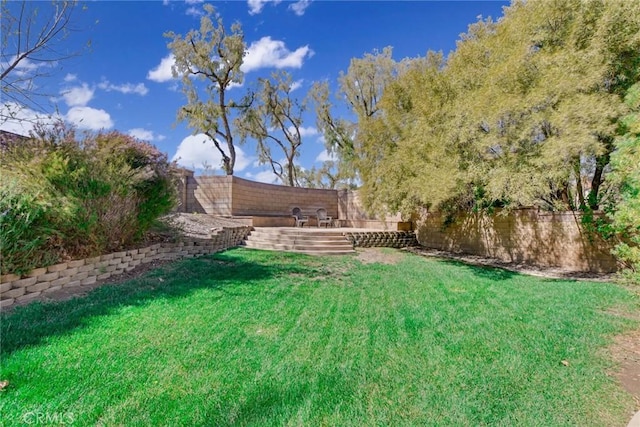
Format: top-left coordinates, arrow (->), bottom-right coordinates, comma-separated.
243,227 -> 355,255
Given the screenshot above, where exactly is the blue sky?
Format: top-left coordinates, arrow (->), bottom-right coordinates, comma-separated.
1,0 -> 509,183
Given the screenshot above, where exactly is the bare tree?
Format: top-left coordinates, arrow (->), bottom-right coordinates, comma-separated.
1,0 -> 84,117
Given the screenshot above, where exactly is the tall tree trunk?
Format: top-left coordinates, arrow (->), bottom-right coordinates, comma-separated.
589,136 -> 613,210
574,159 -> 585,210
557,183 -> 572,210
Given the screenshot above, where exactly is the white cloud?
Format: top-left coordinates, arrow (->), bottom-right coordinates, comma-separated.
185,7 -> 204,17
147,55 -> 176,83
65,106 -> 113,130
285,125 -> 317,138
61,83 -> 94,107
289,0 -> 311,16
64,73 -> 77,82
290,79 -> 303,92
0,103 -> 60,135
245,169 -> 280,184
247,0 -> 281,15
242,37 -> 313,73
128,128 -> 165,141
315,149 -> 338,163
172,134 -> 251,171
98,81 -> 149,96
185,0 -> 203,4
298,126 -> 318,137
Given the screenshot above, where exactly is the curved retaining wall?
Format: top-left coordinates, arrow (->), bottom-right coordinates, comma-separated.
0,226 -> 251,310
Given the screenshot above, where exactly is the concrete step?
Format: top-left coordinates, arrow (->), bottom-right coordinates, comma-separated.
247,234 -> 348,244
243,227 -> 355,255
242,243 -> 355,256
246,240 -> 352,249
250,228 -> 345,237
244,240 -> 353,251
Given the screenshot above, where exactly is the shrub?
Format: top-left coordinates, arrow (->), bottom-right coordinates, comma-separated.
0,178 -> 58,275
0,125 -> 178,275
608,83 -> 640,284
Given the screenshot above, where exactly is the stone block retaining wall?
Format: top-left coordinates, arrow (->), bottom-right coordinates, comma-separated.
0,226 -> 251,310
345,231 -> 418,248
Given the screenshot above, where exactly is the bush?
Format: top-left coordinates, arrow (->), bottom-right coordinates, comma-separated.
0,125 -> 178,275
608,83 -> 640,284
0,179 -> 58,275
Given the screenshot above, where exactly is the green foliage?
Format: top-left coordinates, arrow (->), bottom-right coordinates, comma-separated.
166,3 -> 246,175
345,0 -> 640,216
0,179 -> 57,275
0,126 -> 177,275
608,83 -> 640,283
310,48 -> 408,192
236,71 -> 306,186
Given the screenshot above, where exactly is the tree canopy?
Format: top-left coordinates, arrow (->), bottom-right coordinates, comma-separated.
166,4 -> 246,175
236,71 -> 306,186
342,0 -> 640,217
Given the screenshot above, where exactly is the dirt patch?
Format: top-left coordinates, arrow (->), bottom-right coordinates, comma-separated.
611,328 -> 640,410
162,212 -> 249,238
357,247 -> 403,265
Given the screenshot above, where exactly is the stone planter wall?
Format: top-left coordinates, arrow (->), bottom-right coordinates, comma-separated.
0,226 -> 251,310
344,231 -> 418,248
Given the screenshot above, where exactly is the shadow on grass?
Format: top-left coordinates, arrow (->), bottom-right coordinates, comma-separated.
434,257 -> 586,284
0,248 -> 316,358
211,368 -> 355,426
436,258 -> 520,281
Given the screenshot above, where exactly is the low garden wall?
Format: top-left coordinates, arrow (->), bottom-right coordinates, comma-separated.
345,231 -> 418,248
0,226 -> 251,310
416,209 -> 617,272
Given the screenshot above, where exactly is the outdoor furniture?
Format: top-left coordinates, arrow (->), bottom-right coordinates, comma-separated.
316,208 -> 333,228
292,207 -> 309,227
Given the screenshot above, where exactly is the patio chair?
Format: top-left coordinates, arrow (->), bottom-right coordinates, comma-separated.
316,208 -> 333,228
292,207 -> 309,227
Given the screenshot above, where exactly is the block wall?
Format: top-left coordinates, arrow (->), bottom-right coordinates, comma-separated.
184,175 -> 234,215
416,209 -> 617,272
179,174 -> 338,218
0,226 -> 251,310
231,177 -> 338,217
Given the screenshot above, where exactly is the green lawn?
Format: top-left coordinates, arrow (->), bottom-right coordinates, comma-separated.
1,248 -> 637,426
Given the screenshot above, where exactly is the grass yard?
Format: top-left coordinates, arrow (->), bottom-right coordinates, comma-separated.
1,248 -> 638,426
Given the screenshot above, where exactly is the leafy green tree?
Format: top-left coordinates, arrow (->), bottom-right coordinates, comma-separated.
296,160 -> 358,190
309,80 -> 356,167
357,0 -> 640,216
166,4 -> 246,175
311,47 -> 408,187
236,71 -> 305,186
608,83 -> 640,283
